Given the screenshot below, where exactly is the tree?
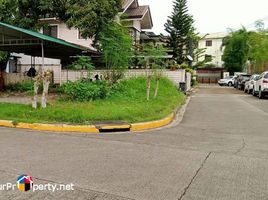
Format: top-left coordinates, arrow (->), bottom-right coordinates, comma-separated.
248,29 -> 268,73
164,0 -> 195,64
137,44 -> 167,100
99,21 -> 133,85
0,0 -> 55,30
65,0 -> 122,44
0,0 -> 122,43
255,20 -> 265,32
223,29 -> 250,74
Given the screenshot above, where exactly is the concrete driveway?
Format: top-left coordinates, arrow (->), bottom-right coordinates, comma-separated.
0,86 -> 268,200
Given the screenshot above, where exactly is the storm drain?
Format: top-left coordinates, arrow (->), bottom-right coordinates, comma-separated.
95,122 -> 131,133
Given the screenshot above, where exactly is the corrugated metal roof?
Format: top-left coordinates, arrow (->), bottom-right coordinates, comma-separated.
0,22 -> 97,59
0,22 -> 86,51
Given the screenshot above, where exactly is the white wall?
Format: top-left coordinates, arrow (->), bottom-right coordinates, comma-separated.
60,69 -> 187,88
57,23 -> 94,49
13,53 -> 60,66
198,33 -> 229,67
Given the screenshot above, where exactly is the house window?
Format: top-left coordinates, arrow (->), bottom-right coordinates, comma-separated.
43,25 -> 58,38
129,29 -> 140,45
78,30 -> 87,40
206,40 -> 212,47
205,54 -> 212,61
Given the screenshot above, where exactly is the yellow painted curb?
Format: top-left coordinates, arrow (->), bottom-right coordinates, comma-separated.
16,123 -> 99,133
130,112 -> 175,132
0,112 -> 176,133
0,120 -> 99,133
0,120 -> 14,128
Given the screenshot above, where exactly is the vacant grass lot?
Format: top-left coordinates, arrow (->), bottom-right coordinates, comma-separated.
0,77 -> 185,124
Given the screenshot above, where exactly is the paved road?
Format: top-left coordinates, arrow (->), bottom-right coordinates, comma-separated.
0,86 -> 268,200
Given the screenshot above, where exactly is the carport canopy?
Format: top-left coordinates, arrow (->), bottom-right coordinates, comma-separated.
0,22 -> 96,60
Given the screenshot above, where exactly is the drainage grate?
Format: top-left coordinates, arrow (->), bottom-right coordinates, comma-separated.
95,122 -> 131,133
99,127 -> 130,133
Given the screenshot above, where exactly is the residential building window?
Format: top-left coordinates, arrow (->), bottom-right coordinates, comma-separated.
43,25 -> 58,38
206,40 -> 212,47
205,54 -> 212,61
129,29 -> 140,45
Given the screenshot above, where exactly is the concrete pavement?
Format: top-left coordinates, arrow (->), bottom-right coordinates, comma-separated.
0,86 -> 268,200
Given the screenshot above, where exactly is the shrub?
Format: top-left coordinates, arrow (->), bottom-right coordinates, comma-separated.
5,81 -> 33,92
60,80 -> 110,101
191,79 -> 198,87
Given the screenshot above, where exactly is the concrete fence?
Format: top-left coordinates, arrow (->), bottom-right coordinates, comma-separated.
4,68 -> 192,91
60,69 -> 188,87
3,73 -> 31,85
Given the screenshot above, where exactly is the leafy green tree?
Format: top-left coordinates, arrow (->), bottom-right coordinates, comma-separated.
223,29 -> 250,74
66,0 -> 122,43
248,30 -> 268,73
0,0 -> 122,42
164,0 -> 195,64
0,0 -> 54,30
99,21 -> 133,84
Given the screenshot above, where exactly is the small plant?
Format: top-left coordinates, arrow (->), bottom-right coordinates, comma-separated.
60,80 -> 110,101
180,63 -> 189,69
69,56 -> 94,70
191,79 -> 198,87
5,81 -> 33,92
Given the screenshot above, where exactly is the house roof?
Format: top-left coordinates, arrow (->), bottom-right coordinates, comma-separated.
122,5 -> 153,29
140,31 -> 168,42
122,0 -> 134,10
200,32 -> 229,39
124,5 -> 149,19
0,22 -> 96,59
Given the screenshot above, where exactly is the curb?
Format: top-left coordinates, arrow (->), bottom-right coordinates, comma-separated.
0,120 -> 99,133
0,112 -> 176,134
130,113 -> 175,132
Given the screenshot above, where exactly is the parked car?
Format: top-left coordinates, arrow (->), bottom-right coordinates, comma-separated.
254,71 -> 268,99
244,74 -> 260,94
233,76 -> 238,88
218,76 -> 234,86
233,73 -> 246,88
237,74 -> 251,90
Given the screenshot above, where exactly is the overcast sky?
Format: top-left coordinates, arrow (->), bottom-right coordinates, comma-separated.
139,0 -> 268,34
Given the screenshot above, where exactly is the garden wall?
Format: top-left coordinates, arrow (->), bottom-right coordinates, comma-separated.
19,64 -> 62,84
3,73 -> 31,85
60,69 -> 187,88
4,68 -> 191,91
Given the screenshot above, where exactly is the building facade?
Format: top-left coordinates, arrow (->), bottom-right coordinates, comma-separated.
7,0 -> 153,74
197,32 -> 229,68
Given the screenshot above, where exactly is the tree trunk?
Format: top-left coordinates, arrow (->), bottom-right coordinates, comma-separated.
145,59 -> 151,101
154,74 -> 161,98
41,78 -> 50,108
146,75 -> 151,101
32,81 -> 39,109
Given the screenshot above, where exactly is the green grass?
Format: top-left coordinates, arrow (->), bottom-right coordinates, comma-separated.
0,77 -> 185,124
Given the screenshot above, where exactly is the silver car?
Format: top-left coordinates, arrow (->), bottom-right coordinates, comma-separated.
218,76 -> 234,87
244,74 -> 259,94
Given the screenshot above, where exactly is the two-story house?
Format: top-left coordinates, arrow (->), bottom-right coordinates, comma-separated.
197,32 -> 229,68
8,0 -> 153,77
